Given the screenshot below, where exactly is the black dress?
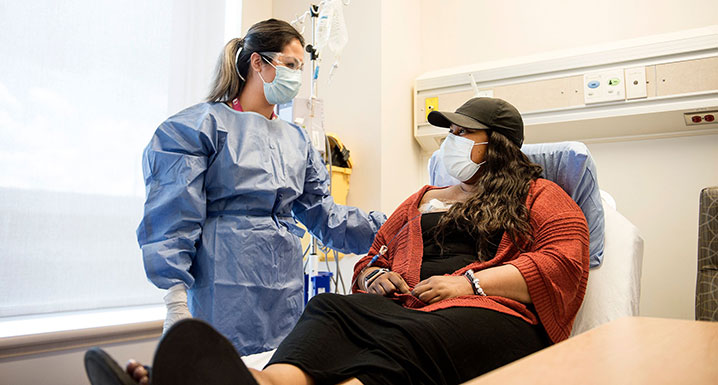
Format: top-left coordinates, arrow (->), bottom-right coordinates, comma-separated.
267,212 -> 550,385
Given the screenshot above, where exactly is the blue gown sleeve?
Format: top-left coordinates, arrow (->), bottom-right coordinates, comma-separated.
292,144 -> 387,254
136,110 -> 215,289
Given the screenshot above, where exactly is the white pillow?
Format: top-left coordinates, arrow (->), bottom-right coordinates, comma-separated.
570,194 -> 643,335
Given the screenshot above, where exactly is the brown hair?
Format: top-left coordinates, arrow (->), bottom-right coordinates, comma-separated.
206,19 -> 305,102
432,131 -> 543,260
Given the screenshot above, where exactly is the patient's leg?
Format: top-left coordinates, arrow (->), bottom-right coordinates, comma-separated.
121,360 -> 355,385
89,318 -> 358,385
253,364 -> 362,385
121,319 -> 319,385
250,364 -> 313,385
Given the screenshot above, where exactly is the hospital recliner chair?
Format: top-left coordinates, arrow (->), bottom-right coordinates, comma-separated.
242,141 -> 645,369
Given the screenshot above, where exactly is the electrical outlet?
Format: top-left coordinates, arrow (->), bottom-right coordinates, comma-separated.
684,111 -> 718,126
625,67 -> 647,100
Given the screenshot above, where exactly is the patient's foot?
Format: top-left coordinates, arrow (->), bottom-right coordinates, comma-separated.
125,360 -> 149,385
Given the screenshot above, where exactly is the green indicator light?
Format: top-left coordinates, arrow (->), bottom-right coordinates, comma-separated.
608,78 -> 621,86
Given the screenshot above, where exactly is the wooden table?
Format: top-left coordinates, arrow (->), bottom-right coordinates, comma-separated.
463,317 -> 718,384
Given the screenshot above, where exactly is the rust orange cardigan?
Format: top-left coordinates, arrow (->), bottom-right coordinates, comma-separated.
352,179 -> 590,344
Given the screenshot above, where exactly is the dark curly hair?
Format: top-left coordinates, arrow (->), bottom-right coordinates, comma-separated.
432,130 -> 543,261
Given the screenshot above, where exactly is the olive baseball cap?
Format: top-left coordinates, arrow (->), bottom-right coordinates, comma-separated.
427,97 -> 524,147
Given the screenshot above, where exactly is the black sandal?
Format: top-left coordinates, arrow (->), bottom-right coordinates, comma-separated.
84,347 -> 137,385
151,319 -> 258,385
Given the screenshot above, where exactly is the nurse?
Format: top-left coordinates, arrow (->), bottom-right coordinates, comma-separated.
136,19 -> 385,356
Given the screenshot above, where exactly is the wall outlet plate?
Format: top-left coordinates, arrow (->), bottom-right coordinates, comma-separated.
684,110 -> 718,126
625,67 -> 648,100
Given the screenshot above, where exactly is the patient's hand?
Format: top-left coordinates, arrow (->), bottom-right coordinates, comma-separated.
411,276 -> 473,304
126,359 -> 149,385
367,271 -> 411,297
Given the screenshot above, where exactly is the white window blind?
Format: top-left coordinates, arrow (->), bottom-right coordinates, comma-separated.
0,0 -> 237,320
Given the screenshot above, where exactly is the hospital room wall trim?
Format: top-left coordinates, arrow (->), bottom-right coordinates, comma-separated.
0,321 -> 161,360
413,38 -> 718,149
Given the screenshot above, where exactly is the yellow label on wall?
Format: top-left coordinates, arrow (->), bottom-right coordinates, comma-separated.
425,97 -> 439,120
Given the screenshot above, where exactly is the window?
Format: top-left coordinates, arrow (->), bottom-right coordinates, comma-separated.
0,0 -> 239,325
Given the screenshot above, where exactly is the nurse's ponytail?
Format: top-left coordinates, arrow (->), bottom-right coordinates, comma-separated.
207,19 -> 305,103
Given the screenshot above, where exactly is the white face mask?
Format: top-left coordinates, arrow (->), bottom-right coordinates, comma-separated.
440,134 -> 488,182
257,58 -> 302,105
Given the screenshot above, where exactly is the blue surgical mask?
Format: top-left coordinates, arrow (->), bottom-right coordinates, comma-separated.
440,134 -> 488,182
257,58 -> 302,105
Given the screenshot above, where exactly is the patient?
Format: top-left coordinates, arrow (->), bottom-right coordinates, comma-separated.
85,97 -> 589,385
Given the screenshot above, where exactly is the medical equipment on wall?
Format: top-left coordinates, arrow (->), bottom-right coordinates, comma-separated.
414,27 -> 718,151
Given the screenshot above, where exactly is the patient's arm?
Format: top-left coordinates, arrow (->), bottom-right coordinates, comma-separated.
411,264 -> 530,304
363,270 -> 411,296
474,264 -> 531,303
411,275 -> 473,304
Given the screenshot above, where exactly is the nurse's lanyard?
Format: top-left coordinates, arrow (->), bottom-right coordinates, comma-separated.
231,98 -> 277,119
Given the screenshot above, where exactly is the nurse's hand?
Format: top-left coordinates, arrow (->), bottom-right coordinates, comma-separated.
164,302 -> 192,334
163,284 -> 192,334
366,271 -> 411,297
411,276 -> 473,304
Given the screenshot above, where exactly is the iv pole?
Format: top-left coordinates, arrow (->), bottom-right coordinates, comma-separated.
307,4 -> 320,259
296,1 -> 350,297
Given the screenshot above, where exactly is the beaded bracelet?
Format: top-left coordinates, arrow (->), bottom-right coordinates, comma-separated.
464,269 -> 487,296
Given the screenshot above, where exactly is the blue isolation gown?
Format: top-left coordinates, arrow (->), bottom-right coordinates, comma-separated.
137,102 -> 386,355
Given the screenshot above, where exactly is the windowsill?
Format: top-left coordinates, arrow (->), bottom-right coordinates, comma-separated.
0,305 -> 164,359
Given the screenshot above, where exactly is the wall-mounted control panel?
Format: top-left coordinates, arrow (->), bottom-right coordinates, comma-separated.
584,68 -> 626,104
583,67 -> 649,104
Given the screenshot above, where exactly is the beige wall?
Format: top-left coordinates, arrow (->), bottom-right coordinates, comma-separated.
419,0 -> 717,73
588,135 -> 718,319
241,0 -> 272,35
379,1 -> 424,213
